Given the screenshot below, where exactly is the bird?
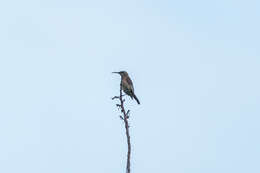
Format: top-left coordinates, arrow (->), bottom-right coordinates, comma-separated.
113,71 -> 140,104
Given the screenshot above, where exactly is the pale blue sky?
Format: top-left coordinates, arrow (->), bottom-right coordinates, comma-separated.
0,0 -> 259,172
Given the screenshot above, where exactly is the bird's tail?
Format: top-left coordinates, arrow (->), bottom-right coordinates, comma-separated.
133,94 -> 140,104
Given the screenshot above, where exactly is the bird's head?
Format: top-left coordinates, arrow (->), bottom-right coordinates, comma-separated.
112,71 -> 128,77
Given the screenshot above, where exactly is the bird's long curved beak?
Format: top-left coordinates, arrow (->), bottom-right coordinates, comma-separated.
112,72 -> 120,74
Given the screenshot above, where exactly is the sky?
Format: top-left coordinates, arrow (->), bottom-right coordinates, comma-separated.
0,0 -> 259,172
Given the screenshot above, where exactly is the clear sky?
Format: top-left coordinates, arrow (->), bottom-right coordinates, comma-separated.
0,0 -> 259,172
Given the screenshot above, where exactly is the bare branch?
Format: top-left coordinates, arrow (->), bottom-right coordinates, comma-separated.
113,84 -> 132,173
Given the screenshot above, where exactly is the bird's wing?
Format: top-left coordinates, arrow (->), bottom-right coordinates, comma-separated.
126,77 -> 134,91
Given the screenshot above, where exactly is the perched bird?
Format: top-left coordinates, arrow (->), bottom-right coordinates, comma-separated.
113,71 -> 140,104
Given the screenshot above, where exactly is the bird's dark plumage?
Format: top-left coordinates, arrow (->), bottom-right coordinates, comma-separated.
113,71 -> 140,104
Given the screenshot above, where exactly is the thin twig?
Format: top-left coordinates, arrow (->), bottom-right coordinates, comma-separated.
113,84 -> 132,173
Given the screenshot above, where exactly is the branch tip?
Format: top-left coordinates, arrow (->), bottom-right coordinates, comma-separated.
112,96 -> 120,100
